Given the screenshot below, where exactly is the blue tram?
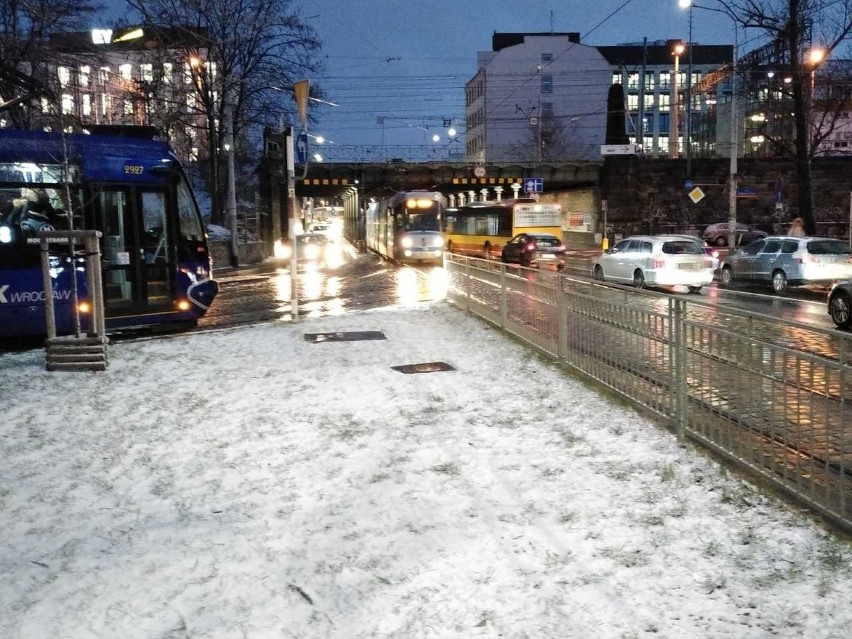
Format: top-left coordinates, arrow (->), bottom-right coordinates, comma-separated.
364,190 -> 445,264
0,128 -> 218,338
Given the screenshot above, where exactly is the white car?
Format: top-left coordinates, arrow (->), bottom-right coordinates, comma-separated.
592,234 -> 716,292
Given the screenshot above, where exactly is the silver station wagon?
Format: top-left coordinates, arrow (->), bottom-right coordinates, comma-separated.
592,235 -> 716,292
720,236 -> 852,294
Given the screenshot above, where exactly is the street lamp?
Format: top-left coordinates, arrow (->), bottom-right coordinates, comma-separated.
671,41 -> 685,159
678,0 -> 694,176
677,1 -> 740,248
806,47 -> 827,157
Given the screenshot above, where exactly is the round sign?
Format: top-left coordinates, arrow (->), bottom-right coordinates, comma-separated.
473,165 -> 486,178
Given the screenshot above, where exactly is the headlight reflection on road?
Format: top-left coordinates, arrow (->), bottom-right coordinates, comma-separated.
395,266 -> 448,306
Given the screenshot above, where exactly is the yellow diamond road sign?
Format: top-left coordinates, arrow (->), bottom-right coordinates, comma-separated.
688,187 -> 705,204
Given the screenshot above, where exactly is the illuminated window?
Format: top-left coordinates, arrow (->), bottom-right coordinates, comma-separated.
627,73 -> 639,90
124,99 -> 134,115
57,67 -> 71,87
644,72 -> 655,90
101,94 -> 112,116
141,64 -> 153,82
99,67 -> 110,85
659,71 -> 671,89
644,94 -> 655,109
82,94 -> 92,116
62,94 -> 74,114
612,72 -> 622,85
659,94 -> 670,112
119,64 -> 132,80
163,63 -> 173,84
79,66 -> 90,87
627,94 -> 639,110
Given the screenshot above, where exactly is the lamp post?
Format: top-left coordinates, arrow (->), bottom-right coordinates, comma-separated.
671,42 -> 685,159
806,47 -> 827,157
678,0 -> 694,176
677,1 -> 739,248
223,100 -> 239,267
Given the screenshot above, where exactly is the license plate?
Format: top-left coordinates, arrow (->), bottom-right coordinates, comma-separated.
677,262 -> 700,270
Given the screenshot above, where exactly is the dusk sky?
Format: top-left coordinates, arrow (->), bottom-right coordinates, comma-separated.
303,0 -> 752,151
98,1 -> 760,152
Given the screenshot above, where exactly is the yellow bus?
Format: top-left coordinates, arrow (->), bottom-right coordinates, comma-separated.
443,199 -> 563,260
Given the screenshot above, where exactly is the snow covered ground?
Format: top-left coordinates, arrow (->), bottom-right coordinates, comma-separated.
1,302 -> 850,639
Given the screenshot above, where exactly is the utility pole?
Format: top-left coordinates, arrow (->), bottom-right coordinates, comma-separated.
224,100 -> 239,267
285,127 -> 299,320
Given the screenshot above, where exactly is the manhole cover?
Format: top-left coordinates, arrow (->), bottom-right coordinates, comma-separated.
391,362 -> 455,374
304,331 -> 386,343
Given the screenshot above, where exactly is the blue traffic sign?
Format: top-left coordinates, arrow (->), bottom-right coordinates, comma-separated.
524,177 -> 543,193
296,131 -> 308,164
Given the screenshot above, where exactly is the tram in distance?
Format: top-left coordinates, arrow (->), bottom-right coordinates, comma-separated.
0,127 -> 218,338
443,198 -> 563,260
364,190 -> 445,264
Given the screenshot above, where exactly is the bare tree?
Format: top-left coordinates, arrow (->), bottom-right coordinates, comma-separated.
0,0 -> 103,126
126,0 -> 322,223
719,0 -> 852,235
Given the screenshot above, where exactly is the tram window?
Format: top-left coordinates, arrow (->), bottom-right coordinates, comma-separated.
176,177 -> 204,241
141,192 -> 169,265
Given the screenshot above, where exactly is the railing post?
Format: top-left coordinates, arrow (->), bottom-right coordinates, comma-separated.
465,257 -> 471,313
557,274 -> 567,360
673,298 -> 686,438
500,263 -> 508,329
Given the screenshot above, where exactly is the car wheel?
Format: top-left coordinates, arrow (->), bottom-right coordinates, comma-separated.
829,291 -> 852,329
715,236 -> 728,247
633,269 -> 645,289
593,265 -> 605,281
483,242 -> 492,260
771,269 -> 788,294
688,286 -> 702,294
720,266 -> 733,286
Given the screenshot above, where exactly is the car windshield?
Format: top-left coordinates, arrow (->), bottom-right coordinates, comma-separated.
806,240 -> 851,255
531,235 -> 561,246
298,234 -> 326,245
661,240 -> 703,255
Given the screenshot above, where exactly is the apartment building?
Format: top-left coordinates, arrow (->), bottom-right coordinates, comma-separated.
465,32 -> 734,163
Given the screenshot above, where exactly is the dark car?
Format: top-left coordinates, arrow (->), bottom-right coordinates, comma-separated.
501,233 -> 566,269
702,222 -> 767,247
828,280 -> 852,329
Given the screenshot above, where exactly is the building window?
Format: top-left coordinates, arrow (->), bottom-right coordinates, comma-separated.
101,94 -> 112,116
119,64 -> 132,80
82,94 -> 92,116
79,66 -> 90,88
659,94 -> 670,112
99,66 -> 110,85
644,94 -> 655,109
541,53 -> 553,63
57,67 -> 71,88
627,72 -> 639,90
124,99 -> 134,115
627,94 -> 639,110
540,101 -> 553,118
141,63 -> 153,82
644,72 -> 655,90
61,94 -> 74,115
659,113 -> 670,133
541,75 -> 553,94
612,72 -> 622,85
659,71 -> 671,89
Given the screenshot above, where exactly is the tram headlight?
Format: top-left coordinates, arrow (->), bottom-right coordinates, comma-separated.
0,225 -> 13,244
401,237 -> 413,248
432,236 -> 444,248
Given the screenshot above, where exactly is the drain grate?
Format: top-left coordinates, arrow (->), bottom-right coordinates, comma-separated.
304,331 -> 387,343
391,362 -> 455,374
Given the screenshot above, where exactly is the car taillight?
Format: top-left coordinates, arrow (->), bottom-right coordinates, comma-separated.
797,254 -> 819,264
651,254 -> 666,268
556,246 -> 566,253
524,242 -> 537,252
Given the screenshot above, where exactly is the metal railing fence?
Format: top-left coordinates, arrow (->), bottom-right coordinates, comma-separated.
445,255 -> 852,532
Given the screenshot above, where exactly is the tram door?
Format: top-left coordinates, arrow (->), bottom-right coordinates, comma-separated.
98,188 -> 175,315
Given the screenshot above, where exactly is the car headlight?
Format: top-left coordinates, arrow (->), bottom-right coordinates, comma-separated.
432,236 -> 444,248
0,225 -> 13,244
401,237 -> 413,248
